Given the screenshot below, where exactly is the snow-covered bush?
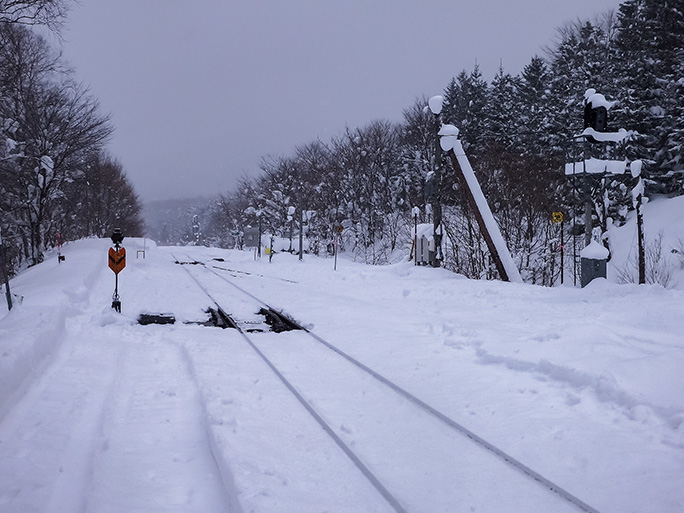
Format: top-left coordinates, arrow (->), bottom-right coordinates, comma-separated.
615,232 -> 675,288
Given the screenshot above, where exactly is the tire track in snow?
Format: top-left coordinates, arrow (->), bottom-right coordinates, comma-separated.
178,333 -> 399,513
177,343 -> 246,513
0,317 -> 233,512
84,332 -> 232,513
0,326 -> 125,513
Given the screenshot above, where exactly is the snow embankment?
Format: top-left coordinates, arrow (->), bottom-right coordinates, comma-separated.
0,239 -> 108,418
0,306 -> 67,419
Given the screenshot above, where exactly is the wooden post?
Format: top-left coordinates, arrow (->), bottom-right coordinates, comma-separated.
414,213 -> 418,266
560,217 -> 565,285
636,194 -> 645,284
632,160 -> 646,285
0,230 -> 12,311
299,205 -> 304,261
584,178 -> 593,247
258,215 -> 262,258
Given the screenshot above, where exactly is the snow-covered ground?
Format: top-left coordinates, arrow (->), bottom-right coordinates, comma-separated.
1,197 -> 683,513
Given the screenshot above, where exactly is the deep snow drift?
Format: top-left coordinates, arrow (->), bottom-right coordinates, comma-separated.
1,197 -> 683,513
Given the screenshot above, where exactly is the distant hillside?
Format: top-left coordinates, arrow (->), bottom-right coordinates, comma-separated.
143,197 -> 211,245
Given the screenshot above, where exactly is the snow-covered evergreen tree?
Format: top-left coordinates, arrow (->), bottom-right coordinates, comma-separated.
613,0 -> 684,193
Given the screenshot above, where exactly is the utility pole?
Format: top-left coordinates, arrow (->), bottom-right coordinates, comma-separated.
560,216 -> 565,285
0,228 -> 12,311
412,206 -> 419,265
287,206 -> 295,252
192,215 -> 200,246
299,205 -> 304,261
257,212 -> 262,258
583,170 -> 593,247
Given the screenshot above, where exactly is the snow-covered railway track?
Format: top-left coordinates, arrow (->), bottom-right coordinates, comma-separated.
176,256 -> 603,513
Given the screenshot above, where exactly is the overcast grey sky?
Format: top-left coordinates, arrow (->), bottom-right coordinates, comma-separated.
62,0 -> 621,203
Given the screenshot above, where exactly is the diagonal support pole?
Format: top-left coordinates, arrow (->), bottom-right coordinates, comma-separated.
446,142 -> 522,283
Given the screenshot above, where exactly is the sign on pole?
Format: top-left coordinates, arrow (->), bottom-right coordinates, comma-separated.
551,212 -> 565,284
108,247 -> 126,274
109,229 -> 125,312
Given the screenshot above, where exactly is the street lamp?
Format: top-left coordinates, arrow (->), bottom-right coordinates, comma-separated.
428,95 -> 444,267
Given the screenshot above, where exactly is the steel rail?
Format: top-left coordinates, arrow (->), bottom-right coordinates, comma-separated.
206,262 -> 604,513
179,256 -> 602,513
173,255 -> 409,513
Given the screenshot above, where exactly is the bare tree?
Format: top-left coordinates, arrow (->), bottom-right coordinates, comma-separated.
9,81 -> 112,263
0,0 -> 70,31
1,23 -> 112,264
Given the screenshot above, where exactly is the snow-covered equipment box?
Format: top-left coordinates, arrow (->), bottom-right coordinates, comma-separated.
580,240 -> 609,287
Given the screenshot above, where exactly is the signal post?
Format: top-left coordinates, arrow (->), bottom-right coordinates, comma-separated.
108,228 -> 126,312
